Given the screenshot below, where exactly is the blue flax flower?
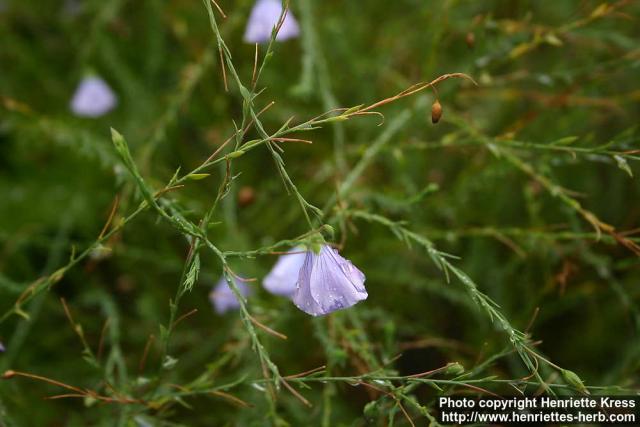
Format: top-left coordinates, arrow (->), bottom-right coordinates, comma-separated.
263,246 -> 307,297
293,245 -> 367,316
70,76 -> 117,117
244,0 -> 300,44
209,276 -> 250,315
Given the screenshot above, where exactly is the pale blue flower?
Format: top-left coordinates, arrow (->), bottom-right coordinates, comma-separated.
293,245 -> 367,316
263,246 -> 307,297
70,76 -> 117,117
209,276 -> 250,315
244,0 -> 300,44
62,0 -> 83,17
0,341 -> 4,352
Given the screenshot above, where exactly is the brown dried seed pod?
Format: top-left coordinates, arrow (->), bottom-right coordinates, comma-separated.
431,99 -> 442,124
465,32 -> 475,49
238,186 -> 256,207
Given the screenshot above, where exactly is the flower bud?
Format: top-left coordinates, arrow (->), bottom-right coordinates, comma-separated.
561,368 -> 589,394
320,224 -> 335,240
363,400 -> 379,418
445,362 -> 465,376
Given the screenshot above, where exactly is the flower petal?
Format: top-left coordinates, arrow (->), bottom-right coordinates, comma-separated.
293,245 -> 367,316
263,246 -> 307,297
293,250 -> 324,315
70,76 -> 117,117
209,276 -> 250,315
243,0 -> 299,44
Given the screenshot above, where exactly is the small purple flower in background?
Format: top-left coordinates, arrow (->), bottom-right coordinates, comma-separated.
209,276 -> 250,315
62,0 -> 83,18
263,246 -> 307,297
70,76 -> 117,117
0,341 -> 5,352
293,245 -> 367,316
244,0 -> 300,44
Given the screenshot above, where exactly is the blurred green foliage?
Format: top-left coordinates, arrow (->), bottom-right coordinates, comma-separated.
1,0 -> 639,425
